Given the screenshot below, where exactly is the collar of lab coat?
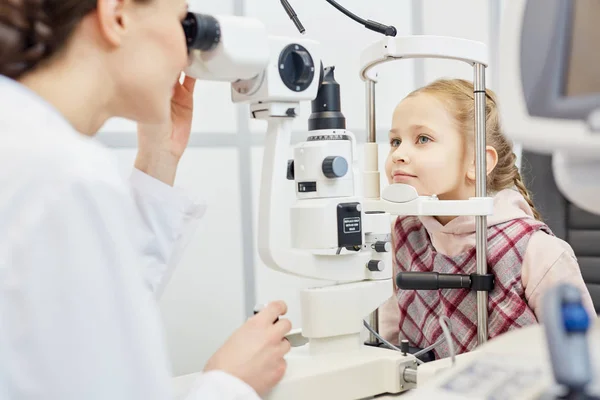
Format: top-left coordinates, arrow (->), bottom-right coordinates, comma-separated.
0,74 -> 78,136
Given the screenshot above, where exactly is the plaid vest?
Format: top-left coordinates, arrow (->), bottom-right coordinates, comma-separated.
393,216 -> 552,359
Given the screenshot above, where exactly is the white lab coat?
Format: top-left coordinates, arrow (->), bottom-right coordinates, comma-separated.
0,75 -> 259,400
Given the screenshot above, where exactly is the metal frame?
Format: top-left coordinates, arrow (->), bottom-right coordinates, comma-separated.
362,37 -> 490,345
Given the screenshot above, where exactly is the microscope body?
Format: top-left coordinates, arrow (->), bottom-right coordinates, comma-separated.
182,12 -> 415,399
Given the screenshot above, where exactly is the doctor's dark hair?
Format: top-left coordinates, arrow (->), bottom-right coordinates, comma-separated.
407,79 -> 543,221
0,0 -> 150,79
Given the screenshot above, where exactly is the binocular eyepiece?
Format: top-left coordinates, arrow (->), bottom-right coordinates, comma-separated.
182,12 -> 221,52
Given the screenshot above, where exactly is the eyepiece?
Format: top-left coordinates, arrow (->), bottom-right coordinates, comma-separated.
182,12 -> 221,52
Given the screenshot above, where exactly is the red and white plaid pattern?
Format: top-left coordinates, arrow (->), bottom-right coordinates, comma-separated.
393,216 -> 552,359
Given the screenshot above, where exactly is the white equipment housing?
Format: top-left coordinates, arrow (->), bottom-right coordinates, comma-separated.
498,0 -> 600,215
186,15 -> 270,82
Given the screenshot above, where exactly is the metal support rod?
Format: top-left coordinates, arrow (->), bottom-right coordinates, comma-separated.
474,63 -> 489,345
365,78 -> 379,344
366,80 -> 376,143
366,309 -> 380,345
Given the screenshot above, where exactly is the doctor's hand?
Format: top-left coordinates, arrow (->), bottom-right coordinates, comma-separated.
135,74 -> 197,186
204,301 -> 292,396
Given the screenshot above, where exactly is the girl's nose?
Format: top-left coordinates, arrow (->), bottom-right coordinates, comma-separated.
392,147 -> 410,164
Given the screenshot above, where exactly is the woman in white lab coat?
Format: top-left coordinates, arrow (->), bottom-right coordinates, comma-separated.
0,0 -> 291,399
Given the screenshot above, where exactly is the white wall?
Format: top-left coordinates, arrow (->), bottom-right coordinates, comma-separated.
97,0 -> 497,377
421,0 -> 492,85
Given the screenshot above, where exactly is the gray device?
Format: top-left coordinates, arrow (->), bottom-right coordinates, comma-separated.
521,0 -> 600,127
542,283 -> 598,399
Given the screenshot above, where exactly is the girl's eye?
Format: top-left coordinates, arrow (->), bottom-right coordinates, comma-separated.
390,139 -> 401,147
417,135 -> 431,144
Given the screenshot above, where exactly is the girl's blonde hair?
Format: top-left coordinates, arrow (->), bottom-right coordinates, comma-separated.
407,78 -> 542,220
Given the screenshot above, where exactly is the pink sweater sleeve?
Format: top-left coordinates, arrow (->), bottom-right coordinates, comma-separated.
522,231 -> 596,321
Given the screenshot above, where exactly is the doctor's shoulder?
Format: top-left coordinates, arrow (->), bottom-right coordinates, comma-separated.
0,124 -> 132,255
0,123 -> 128,203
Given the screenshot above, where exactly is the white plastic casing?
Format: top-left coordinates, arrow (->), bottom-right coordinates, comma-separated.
294,139 -> 354,200
231,37 -> 321,104
185,15 -> 270,82
290,198 -> 362,250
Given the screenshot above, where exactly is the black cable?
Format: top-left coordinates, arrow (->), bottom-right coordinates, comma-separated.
280,0 -> 305,34
325,0 -> 397,37
325,0 -> 367,25
279,0 -> 397,37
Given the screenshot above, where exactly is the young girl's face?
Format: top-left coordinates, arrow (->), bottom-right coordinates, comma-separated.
385,93 -> 472,200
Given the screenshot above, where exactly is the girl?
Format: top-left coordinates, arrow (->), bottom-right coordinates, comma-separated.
378,79 -> 594,359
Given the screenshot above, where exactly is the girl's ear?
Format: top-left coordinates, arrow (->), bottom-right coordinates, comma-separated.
467,145 -> 499,181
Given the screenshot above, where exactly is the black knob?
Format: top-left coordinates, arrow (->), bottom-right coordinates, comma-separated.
396,271 -> 472,290
287,160 -> 295,180
279,44 -> 315,92
182,12 -> 221,52
374,241 -> 391,253
367,260 -> 384,272
400,339 -> 409,355
289,50 -> 312,85
322,156 -> 348,179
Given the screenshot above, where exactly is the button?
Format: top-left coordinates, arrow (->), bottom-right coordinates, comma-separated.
322,156 -> 348,178
287,160 -> 294,180
374,241 -> 391,253
367,260 -> 384,272
562,303 -> 589,333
